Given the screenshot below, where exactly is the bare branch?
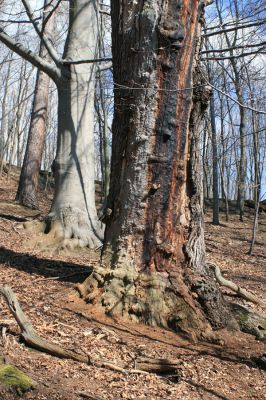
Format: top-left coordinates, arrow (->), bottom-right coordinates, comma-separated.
202,19 -> 266,38
21,0 -> 61,65
201,41 -> 266,54
203,75 -> 266,115
99,10 -> 110,16
42,0 -> 62,28
201,49 -> 266,61
0,18 -> 41,24
61,57 -> 112,65
99,61 -> 113,71
0,28 -> 60,81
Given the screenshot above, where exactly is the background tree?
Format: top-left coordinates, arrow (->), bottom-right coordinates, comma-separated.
0,0 -> 104,248
201,0 -> 266,222
16,0 -> 56,210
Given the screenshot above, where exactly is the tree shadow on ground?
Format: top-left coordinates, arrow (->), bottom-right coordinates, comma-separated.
0,246 -> 92,283
0,213 -> 28,222
182,379 -> 230,400
68,307 -> 261,372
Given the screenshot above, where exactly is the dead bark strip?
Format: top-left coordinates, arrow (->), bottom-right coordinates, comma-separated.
208,263 -> 265,307
0,286 -> 149,374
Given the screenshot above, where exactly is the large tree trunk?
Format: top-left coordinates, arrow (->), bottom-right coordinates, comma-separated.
15,0 -> 54,209
46,0 -> 103,248
79,0 -> 235,339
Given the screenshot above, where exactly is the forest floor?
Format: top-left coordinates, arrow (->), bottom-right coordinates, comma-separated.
0,168 -> 265,400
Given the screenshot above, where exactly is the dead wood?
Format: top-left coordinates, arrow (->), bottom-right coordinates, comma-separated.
135,357 -> 180,374
0,286 -> 149,375
0,286 -> 89,364
35,270 -> 88,282
78,391 -> 103,400
208,263 -> 265,307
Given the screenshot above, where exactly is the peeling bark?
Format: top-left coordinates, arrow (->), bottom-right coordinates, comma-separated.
79,0 -> 236,338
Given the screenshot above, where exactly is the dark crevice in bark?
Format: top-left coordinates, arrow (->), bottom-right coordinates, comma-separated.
78,1 -> 261,340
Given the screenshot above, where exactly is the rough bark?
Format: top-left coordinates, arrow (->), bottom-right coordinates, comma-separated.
16,0 -> 55,210
79,0 -> 236,339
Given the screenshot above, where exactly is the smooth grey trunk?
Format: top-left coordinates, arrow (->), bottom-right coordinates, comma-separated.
15,67 -> 32,168
251,109 -> 259,204
209,93 -> 219,224
219,92 -> 229,221
16,0 -> 55,209
237,104 -> 247,221
202,119 -> 209,201
48,0 -> 103,247
0,57 -> 12,176
0,0 -> 103,248
100,81 -> 110,200
97,11 -> 110,202
249,186 -> 261,255
10,72 -> 25,167
205,36 -> 219,223
216,2 -> 247,221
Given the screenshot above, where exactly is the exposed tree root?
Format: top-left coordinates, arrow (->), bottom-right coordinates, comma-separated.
229,303 -> 266,339
0,286 -> 158,375
76,263 -> 221,344
208,262 -> 265,307
76,261 -> 266,341
78,391 -> 103,400
23,218 -> 103,251
23,220 -> 46,233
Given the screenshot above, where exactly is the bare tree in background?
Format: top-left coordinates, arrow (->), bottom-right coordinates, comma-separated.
15,0 -> 55,210
0,0 -> 105,248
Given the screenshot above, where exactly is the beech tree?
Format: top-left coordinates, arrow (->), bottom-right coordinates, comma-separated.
77,0 -> 252,340
0,0 -> 103,247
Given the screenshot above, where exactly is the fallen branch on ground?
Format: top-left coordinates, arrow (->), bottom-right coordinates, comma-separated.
135,357 -> 180,373
208,262 -> 265,307
78,391 -> 103,400
35,270 -> 89,282
0,286 -> 149,374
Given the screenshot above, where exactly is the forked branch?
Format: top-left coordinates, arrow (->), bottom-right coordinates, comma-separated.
21,0 -> 61,65
0,29 -> 60,81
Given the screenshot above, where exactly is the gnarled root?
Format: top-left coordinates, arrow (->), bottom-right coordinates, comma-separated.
23,220 -> 46,233
230,303 -> 266,339
208,262 -> 265,307
24,217 -> 103,251
76,263 -> 219,343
